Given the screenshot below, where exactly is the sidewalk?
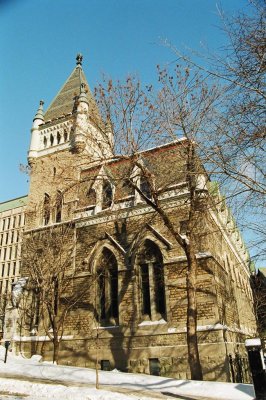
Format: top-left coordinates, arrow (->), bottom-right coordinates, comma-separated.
0,346 -> 255,400
0,373 -> 212,400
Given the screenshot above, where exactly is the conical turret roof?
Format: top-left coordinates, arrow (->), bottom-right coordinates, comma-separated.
44,55 -> 101,124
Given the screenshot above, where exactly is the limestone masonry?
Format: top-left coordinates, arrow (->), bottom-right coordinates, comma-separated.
2,55 -> 257,382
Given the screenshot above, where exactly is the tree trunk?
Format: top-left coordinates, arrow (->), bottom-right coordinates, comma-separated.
95,330 -> 99,389
184,241 -> 203,380
53,335 -> 60,364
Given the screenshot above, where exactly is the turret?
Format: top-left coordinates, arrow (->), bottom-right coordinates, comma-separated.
73,80 -> 89,153
104,114 -> 114,153
28,100 -> 44,166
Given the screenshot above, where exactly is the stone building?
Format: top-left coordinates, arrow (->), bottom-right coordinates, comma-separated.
0,196 -> 27,336
9,55 -> 257,381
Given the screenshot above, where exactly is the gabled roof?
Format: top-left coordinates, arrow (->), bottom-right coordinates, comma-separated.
44,60 -> 100,124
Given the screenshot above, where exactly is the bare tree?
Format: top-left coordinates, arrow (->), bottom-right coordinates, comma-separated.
0,291 -> 8,337
250,269 -> 266,338
21,222 -> 90,364
163,0 -> 265,262
94,67 -> 227,380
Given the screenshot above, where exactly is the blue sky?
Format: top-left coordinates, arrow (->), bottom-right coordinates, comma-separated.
3,0 -> 262,261
0,0 -> 251,203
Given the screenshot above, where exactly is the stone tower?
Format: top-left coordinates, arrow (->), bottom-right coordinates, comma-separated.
26,55 -> 112,229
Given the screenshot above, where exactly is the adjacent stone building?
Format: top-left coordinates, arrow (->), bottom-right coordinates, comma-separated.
5,55 -> 257,382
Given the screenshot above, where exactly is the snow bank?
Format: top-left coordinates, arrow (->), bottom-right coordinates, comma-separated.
0,346 -> 255,400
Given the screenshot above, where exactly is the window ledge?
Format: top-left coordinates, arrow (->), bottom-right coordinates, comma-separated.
93,325 -> 120,330
138,319 -> 167,327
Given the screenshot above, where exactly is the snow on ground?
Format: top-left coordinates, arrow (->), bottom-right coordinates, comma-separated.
0,346 -> 255,400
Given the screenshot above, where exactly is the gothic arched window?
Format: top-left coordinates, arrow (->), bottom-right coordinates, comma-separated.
96,248 -> 118,325
43,193 -> 50,225
55,191 -> 63,223
138,240 -> 166,321
102,180 -> 113,209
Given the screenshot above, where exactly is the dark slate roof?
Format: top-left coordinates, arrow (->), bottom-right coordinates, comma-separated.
78,140 -> 189,209
44,65 -> 100,124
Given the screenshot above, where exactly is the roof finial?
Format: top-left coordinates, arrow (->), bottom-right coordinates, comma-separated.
76,53 -> 83,66
33,100 -> 45,121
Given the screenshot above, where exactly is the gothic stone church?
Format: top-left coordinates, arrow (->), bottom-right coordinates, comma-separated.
16,55 -> 256,381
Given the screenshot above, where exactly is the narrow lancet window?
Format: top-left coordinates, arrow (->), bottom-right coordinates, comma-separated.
96,248 -> 119,325
57,132 -> 61,144
139,240 -> 166,320
50,134 -> 54,146
55,191 -> 63,223
43,193 -> 50,225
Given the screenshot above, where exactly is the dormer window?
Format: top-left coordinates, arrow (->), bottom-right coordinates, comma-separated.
130,162 -> 153,204
102,180 -> 113,210
86,187 -> 96,205
140,176 -> 152,200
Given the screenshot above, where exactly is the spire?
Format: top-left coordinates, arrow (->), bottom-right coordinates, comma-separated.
43,54 -> 101,124
33,100 -> 44,122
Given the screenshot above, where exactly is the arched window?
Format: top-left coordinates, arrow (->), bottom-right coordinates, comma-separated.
55,191 -> 63,223
64,129 -> 68,142
96,248 -> 118,325
44,136 -> 47,148
138,240 -> 166,320
57,132 -> 61,145
50,134 -> 54,146
102,180 -> 113,209
43,193 -> 50,225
